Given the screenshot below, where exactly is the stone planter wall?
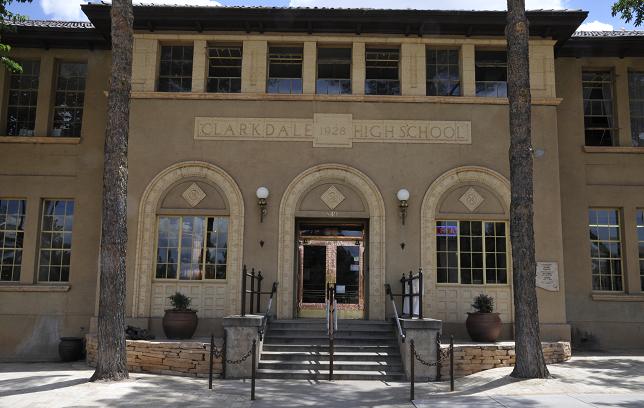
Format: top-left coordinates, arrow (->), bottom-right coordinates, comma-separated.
438,341 -> 571,378
86,335 -> 223,377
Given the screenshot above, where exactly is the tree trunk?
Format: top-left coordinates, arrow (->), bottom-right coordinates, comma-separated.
90,0 -> 133,382
506,0 -> 550,379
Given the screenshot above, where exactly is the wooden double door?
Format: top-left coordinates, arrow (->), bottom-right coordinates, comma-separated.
296,223 -> 366,319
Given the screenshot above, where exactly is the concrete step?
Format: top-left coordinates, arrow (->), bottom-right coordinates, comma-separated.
267,326 -> 393,335
269,320 -> 393,331
265,330 -> 394,339
259,350 -> 401,362
263,336 -> 397,346
256,368 -> 406,381
261,344 -> 399,353
258,360 -> 404,372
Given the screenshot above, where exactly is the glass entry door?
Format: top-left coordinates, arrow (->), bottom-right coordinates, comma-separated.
297,224 -> 365,319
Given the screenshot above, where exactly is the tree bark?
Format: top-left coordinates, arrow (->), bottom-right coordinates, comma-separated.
90,0 -> 133,382
506,0 -> 550,378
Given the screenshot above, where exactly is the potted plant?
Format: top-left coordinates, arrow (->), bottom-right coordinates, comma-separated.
465,294 -> 502,342
162,292 -> 198,339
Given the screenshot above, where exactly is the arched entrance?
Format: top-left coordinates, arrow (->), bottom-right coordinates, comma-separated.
277,164 -> 386,320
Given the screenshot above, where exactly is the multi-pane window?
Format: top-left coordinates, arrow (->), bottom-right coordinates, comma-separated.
589,209 -> 623,291
637,210 -> 644,291
156,216 -> 228,280
365,48 -> 400,96
267,46 -> 303,94
207,45 -> 242,93
436,220 -> 508,284
6,61 -> 40,136
317,47 -> 351,95
52,62 -> 86,137
426,49 -> 460,96
38,200 -> 74,282
475,50 -> 507,97
583,71 -> 615,146
158,45 -> 193,92
0,199 -> 26,281
628,72 -> 644,147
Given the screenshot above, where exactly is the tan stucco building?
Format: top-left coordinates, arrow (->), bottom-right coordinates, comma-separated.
0,5 -> 642,361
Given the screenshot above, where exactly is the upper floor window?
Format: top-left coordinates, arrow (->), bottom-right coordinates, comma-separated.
589,208 -> 622,291
637,210 -> 644,291
52,62 -> 86,137
582,71 -> 615,146
628,72 -> 644,147
475,50 -> 507,97
0,199 -> 26,281
38,199 -> 74,283
426,48 -> 460,96
267,46 -> 303,94
207,45 -> 242,93
365,47 -> 400,96
436,220 -> 508,285
6,60 -> 39,136
155,215 -> 228,280
317,47 -> 351,95
158,45 -> 193,92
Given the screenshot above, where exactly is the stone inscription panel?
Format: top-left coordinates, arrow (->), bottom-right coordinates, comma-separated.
536,262 -> 559,292
195,114 -> 472,147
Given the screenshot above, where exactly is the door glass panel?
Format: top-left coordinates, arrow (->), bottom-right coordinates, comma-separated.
336,245 -> 360,304
302,245 -> 326,303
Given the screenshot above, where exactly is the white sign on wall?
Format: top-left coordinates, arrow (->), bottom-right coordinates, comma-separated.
536,262 -> 559,291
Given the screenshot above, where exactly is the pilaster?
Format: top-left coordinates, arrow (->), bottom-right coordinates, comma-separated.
352,42 -> 365,95
401,43 -> 426,96
192,40 -> 207,93
461,44 -> 475,97
615,62 -> 633,147
34,53 -> 54,136
241,40 -> 267,93
302,41 -> 316,94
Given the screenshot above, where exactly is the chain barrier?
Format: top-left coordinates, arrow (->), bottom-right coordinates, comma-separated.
208,335 -> 258,401
409,335 -> 455,402
412,345 -> 451,367
210,342 -> 253,365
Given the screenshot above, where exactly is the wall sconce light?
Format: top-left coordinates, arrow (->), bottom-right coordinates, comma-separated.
256,186 -> 269,223
397,188 -> 410,225
530,146 -> 545,158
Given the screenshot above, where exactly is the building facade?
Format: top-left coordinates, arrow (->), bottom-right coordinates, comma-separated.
0,5 -> 642,361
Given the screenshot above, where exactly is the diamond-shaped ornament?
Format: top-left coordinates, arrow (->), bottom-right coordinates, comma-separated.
182,183 -> 207,208
459,187 -> 484,212
320,185 -> 345,210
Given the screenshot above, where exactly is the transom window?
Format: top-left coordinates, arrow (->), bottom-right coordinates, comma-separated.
628,72 -> 644,147
155,216 -> 228,281
0,199 -> 26,281
637,210 -> 644,291
38,199 -> 74,282
6,60 -> 40,136
426,48 -> 460,96
158,45 -> 194,92
436,220 -> 508,284
207,45 -> 242,93
475,50 -> 507,98
52,62 -> 86,137
365,48 -> 400,96
267,46 -> 303,94
317,47 -> 351,95
589,208 -> 622,291
582,71 -> 615,146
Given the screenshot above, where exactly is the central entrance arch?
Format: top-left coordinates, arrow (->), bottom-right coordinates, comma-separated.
277,164 -> 386,320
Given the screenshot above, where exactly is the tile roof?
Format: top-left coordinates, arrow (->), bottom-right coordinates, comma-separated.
4,19 -> 94,29
573,30 -> 644,38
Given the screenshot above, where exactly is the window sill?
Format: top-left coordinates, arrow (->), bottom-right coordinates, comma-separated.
591,293 -> 644,302
583,146 -> 644,154
0,284 -> 71,292
0,136 -> 81,144
130,91 -> 562,106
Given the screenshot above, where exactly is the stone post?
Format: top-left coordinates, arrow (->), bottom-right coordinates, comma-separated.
223,315 -> 264,378
398,318 -> 442,381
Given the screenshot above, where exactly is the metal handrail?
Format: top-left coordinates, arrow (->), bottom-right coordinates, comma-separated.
327,283 -> 336,381
385,283 -> 405,343
258,281 -> 278,341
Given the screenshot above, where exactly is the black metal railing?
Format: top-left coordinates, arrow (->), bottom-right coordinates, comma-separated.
385,283 -> 405,343
326,282 -> 337,381
388,268 -> 423,319
241,264 -> 277,317
258,281 -> 278,341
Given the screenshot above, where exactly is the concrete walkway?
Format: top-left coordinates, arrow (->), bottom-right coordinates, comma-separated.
0,352 -> 642,407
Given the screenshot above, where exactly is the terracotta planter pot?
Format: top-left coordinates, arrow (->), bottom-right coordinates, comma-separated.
162,310 -> 198,339
59,337 -> 83,361
465,312 -> 502,342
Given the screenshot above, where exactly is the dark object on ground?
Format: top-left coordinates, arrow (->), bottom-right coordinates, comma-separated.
125,325 -> 155,340
59,337 -> 83,361
466,312 -> 502,342
163,310 -> 198,339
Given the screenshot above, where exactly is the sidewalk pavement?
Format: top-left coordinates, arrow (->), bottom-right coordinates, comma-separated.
0,351 -> 642,408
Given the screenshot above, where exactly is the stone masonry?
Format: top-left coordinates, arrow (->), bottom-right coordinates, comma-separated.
86,335 -> 223,378
438,341 -> 571,379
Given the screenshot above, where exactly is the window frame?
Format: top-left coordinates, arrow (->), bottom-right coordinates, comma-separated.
582,69 -> 617,147
637,209 -> 644,291
50,60 -> 87,138
266,45 -> 304,95
364,46 -> 401,96
628,71 -> 644,147
0,198 -> 26,282
153,214 -> 229,282
206,44 -> 242,94
474,49 -> 508,98
157,44 -> 194,93
435,219 -> 510,286
426,47 -> 461,97
588,207 -> 624,292
5,59 -> 40,137
37,198 -> 74,283
316,45 -> 352,95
